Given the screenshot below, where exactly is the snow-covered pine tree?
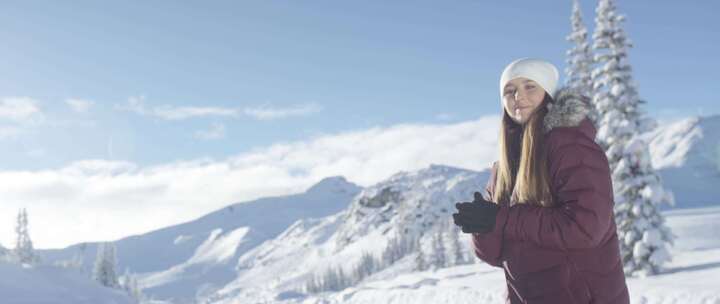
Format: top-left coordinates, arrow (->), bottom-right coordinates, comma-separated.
336,266 -> 350,290
304,273 -> 322,294
55,244 -> 84,270
93,242 -> 120,288
310,264 -> 352,293
381,233 -> 401,267
308,256 -> 379,294
398,230 -> 416,260
76,243 -> 89,275
325,270 -> 335,292
121,269 -> 144,302
128,274 -> 144,302
353,251 -> 377,283
55,253 -> 83,270
131,275 -> 140,297
429,226 -> 447,269
14,208 -> 37,265
380,230 -> 415,268
611,137 -> 675,276
565,0 -> 594,103
414,237 -> 427,271
591,0 -> 674,276
447,220 -> 467,266
0,243 -> 9,262
121,268 -> 131,290
93,243 -> 106,284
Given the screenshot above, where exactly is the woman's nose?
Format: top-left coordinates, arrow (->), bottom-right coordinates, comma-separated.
514,90 -> 526,101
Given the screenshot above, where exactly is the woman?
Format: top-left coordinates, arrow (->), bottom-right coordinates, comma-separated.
452,58 -> 630,303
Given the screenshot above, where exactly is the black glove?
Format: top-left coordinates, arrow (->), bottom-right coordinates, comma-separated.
452,191 -> 500,233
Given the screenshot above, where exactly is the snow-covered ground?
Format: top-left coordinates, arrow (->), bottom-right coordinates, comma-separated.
7,201 -> 718,304
209,206 -> 720,304
0,263 -> 134,304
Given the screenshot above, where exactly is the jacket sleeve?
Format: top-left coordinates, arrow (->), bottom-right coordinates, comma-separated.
470,161 -> 509,267
499,136 -> 615,251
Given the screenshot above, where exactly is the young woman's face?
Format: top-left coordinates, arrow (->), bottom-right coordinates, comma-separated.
502,77 -> 547,125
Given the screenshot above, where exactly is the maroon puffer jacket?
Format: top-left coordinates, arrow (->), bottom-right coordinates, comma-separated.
471,88 -> 630,304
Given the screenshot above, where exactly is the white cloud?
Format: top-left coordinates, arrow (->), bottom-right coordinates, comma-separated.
0,97 -> 96,141
0,97 -> 43,123
115,97 -> 321,121
155,106 -> 239,120
0,115 -> 501,249
65,98 -> 94,113
243,103 -> 323,120
194,122 -> 226,140
115,95 -> 149,115
0,97 -> 44,139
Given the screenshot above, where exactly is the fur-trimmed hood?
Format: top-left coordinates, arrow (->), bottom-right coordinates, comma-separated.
543,86 -> 594,134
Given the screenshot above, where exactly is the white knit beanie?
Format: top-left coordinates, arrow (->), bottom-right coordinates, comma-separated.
499,57 -> 560,100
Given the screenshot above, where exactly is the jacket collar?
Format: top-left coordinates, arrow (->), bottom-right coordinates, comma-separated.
543,86 -> 595,138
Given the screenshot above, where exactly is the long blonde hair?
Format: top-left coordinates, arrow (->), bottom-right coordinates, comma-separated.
492,93 -> 554,207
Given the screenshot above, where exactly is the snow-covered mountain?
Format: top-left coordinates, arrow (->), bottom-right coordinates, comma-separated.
31,114 -> 720,303
37,176 -> 361,303
206,164 -> 489,303
643,115 -> 720,209
36,164 -> 488,303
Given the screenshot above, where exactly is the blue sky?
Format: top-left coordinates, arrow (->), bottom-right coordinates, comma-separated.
0,1 -> 718,248
1,0 -> 717,170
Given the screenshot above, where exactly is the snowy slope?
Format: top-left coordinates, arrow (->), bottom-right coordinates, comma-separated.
643,115 -> 720,209
205,164 -> 491,303
37,176 -> 361,303
0,262 -> 135,304
207,205 -> 720,304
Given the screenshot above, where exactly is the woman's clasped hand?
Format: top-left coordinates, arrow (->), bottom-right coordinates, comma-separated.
452,191 -> 499,234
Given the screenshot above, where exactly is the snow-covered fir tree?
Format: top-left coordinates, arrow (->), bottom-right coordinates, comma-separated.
54,252 -> 83,270
591,0 -> 674,276
305,264 -> 354,293
381,232 -> 402,266
447,220 -> 468,266
304,273 -> 322,294
414,237 -> 427,271
565,0 -> 594,101
121,269 -> 144,302
353,251 -> 378,283
566,0 -> 593,88
305,231 -> 417,294
325,265 -> 350,292
14,208 -> 38,265
93,242 -> 120,288
380,230 -> 415,267
429,225 -> 447,269
615,138 -> 675,276
0,243 -> 9,262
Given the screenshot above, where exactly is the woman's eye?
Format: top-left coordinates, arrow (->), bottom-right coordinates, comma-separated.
526,85 -> 535,90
